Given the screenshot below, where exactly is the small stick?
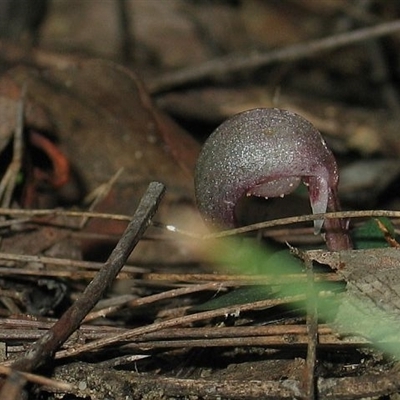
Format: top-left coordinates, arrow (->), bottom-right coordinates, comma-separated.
10,181 -> 165,373
0,365 -> 72,391
201,210 -> 400,239
80,167 -> 124,229
84,281 -> 227,322
303,253 -> 318,400
0,86 -> 25,207
0,208 -> 400,235
150,19 -> 400,92
55,294 -> 306,360
116,0 -> 134,64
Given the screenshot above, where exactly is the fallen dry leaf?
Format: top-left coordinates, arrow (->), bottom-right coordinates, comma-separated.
0,59 -> 203,262
308,248 -> 400,340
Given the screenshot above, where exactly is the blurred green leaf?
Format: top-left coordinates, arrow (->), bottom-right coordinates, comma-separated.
193,285 -> 275,311
351,217 -> 395,249
202,235 -> 400,359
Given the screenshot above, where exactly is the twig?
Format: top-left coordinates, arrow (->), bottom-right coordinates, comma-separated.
0,208 -> 400,238
9,181 -> 165,373
141,272 -> 341,284
0,252 -> 145,272
0,207 -> 133,221
96,354 -> 149,369
200,210 -> 400,239
0,257 -> 341,281
149,19 -> 400,93
115,334 -> 360,350
116,0 -> 134,64
80,167 -> 124,229
55,294 -> 306,360
0,365 -> 72,391
0,86 -> 25,207
303,253 -> 318,400
0,325 -> 366,359
84,281 -> 228,322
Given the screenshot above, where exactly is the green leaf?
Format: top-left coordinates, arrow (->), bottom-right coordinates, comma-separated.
351,217 -> 395,249
193,285 -> 275,311
195,248 -> 307,311
202,235 -> 400,359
